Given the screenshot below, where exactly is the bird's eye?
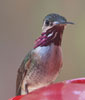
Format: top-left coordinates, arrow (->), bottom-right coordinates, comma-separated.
45,20 -> 49,26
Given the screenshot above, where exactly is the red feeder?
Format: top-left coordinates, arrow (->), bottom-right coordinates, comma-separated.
9,78 -> 85,100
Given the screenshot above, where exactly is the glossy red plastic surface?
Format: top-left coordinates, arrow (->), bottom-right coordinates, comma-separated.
9,78 -> 85,100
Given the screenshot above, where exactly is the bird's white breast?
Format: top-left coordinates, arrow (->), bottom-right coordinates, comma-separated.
34,44 -> 63,78
34,43 -> 63,64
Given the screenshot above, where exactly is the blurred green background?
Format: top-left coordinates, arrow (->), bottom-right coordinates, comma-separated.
0,0 -> 85,100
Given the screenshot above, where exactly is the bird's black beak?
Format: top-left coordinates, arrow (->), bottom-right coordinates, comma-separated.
53,21 -> 74,26
63,21 -> 74,24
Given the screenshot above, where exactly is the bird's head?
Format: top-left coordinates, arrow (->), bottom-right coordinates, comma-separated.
42,13 -> 74,32
34,13 -> 74,48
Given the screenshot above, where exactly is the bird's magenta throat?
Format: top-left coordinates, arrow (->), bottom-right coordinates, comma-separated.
34,26 -> 64,49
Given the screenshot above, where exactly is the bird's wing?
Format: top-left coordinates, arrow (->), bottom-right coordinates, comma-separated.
16,51 -> 32,96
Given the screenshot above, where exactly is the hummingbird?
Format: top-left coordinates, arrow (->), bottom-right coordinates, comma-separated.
16,13 -> 74,96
